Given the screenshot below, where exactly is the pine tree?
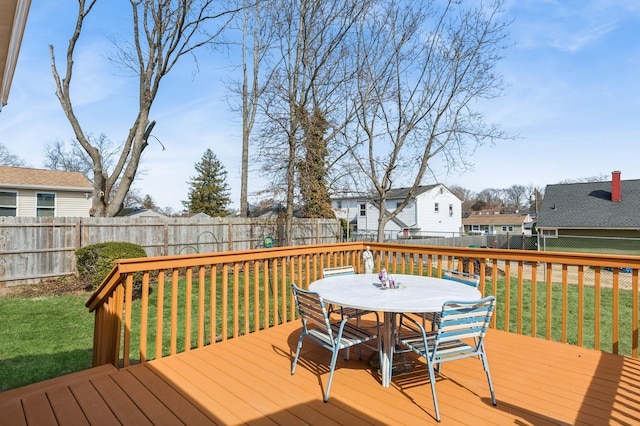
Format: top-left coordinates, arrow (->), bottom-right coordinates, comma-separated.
183,149 -> 231,216
141,194 -> 157,211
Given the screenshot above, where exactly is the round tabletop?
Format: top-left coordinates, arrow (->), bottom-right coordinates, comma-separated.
309,273 -> 481,313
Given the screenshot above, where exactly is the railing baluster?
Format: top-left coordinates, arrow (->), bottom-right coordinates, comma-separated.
613,268 -> 619,354
504,261 -> 511,332
517,261 -> 524,335
210,265 -> 217,343
243,262 -> 250,336
123,274 -> 133,367
577,265 -> 584,347
632,269 -> 638,358
530,260 -> 537,338
140,271 -> 149,362
561,264 -> 568,344
155,271 -> 165,360
232,263 -> 239,338
198,265 -> 205,348
263,260 -> 269,330
170,268 -> 179,355
546,263 -> 553,340
594,266 -> 601,350
222,264 -> 229,341
185,267 -> 192,351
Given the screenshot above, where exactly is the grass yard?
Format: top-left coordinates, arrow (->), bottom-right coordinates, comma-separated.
0,292 -> 94,391
490,278 -> 635,355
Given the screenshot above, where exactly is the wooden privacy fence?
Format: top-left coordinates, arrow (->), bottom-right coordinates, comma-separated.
0,216 -> 339,285
86,242 -> 640,369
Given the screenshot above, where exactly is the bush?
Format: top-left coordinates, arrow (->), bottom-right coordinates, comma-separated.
76,242 -> 147,290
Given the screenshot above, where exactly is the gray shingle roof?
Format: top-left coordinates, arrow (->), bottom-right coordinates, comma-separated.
385,184 -> 439,199
537,179 -> 640,229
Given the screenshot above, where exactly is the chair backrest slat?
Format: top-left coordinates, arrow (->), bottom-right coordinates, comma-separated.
292,284 -> 333,335
322,266 -> 355,277
435,297 -> 495,344
442,270 -> 480,288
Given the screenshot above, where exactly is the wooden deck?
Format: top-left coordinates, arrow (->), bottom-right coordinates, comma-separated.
1,321 -> 639,425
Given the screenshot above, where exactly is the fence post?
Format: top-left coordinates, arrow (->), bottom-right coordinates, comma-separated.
76,217 -> 82,249
163,222 -> 169,255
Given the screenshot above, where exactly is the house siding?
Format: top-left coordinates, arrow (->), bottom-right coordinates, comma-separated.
7,188 -> 91,217
56,191 -> 92,217
414,187 -> 461,236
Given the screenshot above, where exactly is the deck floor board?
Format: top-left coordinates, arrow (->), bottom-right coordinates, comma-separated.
1,322 -> 639,425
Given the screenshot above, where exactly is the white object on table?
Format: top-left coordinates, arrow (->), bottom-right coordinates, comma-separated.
309,273 -> 481,387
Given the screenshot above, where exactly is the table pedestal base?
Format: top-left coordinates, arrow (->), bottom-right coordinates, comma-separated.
368,350 -> 413,376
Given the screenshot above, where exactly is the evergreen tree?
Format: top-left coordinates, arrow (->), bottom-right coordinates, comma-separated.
141,194 -> 157,211
183,149 -> 231,216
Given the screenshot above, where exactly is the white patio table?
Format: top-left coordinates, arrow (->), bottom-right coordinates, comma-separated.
309,273 -> 481,387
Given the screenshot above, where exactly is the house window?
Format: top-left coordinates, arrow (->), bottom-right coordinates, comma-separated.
36,193 -> 55,217
541,229 -> 558,238
0,191 -> 17,216
359,203 -> 366,217
396,202 -> 402,209
434,202 -> 439,213
449,204 -> 453,217
502,226 -> 514,232
336,201 -> 342,209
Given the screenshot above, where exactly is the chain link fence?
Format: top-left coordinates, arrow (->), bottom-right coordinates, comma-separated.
538,234 -> 640,257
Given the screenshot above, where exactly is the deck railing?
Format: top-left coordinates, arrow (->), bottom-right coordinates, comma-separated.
86,242 -> 640,368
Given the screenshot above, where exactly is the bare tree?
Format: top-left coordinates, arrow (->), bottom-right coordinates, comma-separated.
557,173 -> 609,184
49,0 -> 238,216
256,0 -> 370,245
448,184 -> 476,211
43,134 -> 117,181
227,0 -> 276,217
502,184 -> 527,212
348,0 -> 511,241
0,143 -> 26,167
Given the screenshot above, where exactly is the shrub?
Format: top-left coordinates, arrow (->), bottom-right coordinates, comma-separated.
76,242 -> 147,290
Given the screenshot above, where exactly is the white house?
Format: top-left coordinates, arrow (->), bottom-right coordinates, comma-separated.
331,184 -> 462,239
0,166 -> 93,217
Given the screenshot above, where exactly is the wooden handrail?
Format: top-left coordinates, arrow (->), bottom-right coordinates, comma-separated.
86,241 -> 640,367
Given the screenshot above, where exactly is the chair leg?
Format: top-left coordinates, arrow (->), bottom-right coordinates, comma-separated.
324,348 -> 341,402
291,334 -> 304,375
480,350 -> 497,406
427,362 -> 441,422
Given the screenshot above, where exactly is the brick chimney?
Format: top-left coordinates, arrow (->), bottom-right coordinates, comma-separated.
612,170 -> 621,202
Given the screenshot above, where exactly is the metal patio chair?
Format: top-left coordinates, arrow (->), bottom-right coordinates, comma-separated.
322,266 -> 359,318
422,269 -> 481,329
290,284 -> 382,402
397,296 -> 497,422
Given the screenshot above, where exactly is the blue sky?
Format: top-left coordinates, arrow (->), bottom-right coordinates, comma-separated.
1,0 -> 639,211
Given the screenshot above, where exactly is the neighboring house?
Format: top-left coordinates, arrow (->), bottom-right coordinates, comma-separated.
537,171 -> 640,239
462,211 -> 534,236
0,166 -> 93,217
1,0 -> 31,111
249,204 -> 304,219
116,208 -> 167,218
331,184 -> 462,238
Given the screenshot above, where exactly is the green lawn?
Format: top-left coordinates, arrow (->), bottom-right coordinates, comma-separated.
0,294 -> 94,391
1,272 -> 636,392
